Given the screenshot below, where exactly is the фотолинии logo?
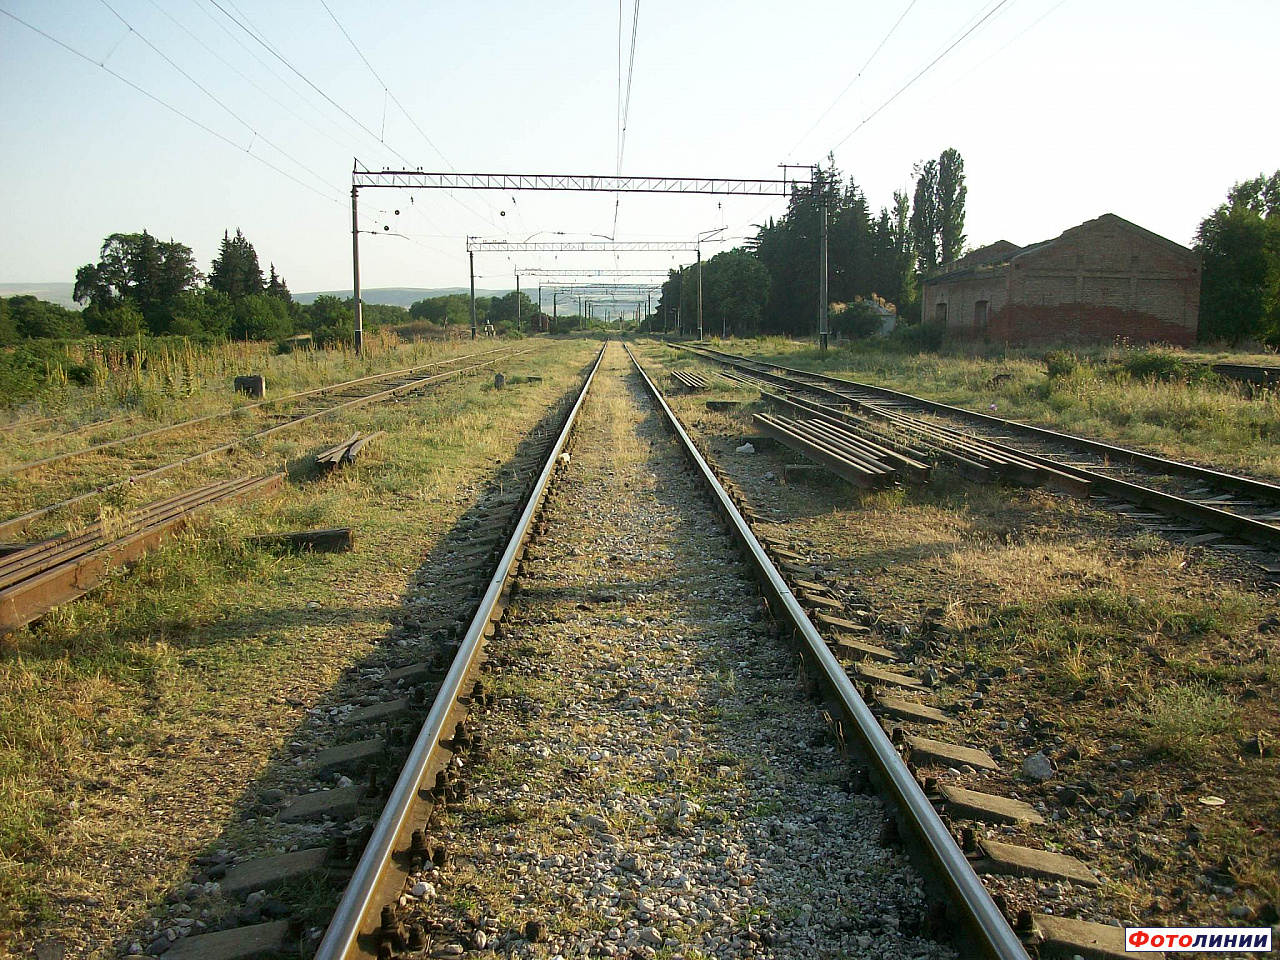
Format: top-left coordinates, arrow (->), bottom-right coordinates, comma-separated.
1126,927 -> 1273,952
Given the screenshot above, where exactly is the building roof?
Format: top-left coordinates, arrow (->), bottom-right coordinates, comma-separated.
922,213 -> 1196,287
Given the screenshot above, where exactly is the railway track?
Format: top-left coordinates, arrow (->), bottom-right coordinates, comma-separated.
0,346 -> 531,541
137,342 -> 1080,960
679,344 -> 1280,570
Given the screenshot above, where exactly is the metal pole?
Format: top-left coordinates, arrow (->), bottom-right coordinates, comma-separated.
820,194 -> 829,353
516,273 -> 521,333
697,246 -> 703,342
351,185 -> 363,353
469,249 -> 477,340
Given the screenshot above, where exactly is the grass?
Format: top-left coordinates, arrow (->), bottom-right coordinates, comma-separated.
0,337 -> 598,953
1131,683 -> 1239,762
715,335 -> 1280,477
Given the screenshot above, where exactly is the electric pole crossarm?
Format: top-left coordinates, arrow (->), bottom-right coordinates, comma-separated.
353,171 -> 794,196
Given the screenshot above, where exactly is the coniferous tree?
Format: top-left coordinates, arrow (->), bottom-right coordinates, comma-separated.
210,229 -> 265,302
937,148 -> 968,265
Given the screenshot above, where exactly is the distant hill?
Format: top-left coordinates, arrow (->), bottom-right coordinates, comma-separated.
0,282 -> 79,309
295,286 -> 515,307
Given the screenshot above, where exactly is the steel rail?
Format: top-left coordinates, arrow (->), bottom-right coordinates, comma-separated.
315,344 -> 607,960
3,346 -> 510,477
0,349 -> 532,541
689,345 -> 1280,504
624,344 -> 1028,960
685,345 -> 1280,547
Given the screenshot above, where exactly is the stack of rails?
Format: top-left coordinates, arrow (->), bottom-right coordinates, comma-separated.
751,412 -> 927,488
0,472 -> 283,633
315,431 -> 384,470
763,391 -> 1088,495
670,370 -> 710,391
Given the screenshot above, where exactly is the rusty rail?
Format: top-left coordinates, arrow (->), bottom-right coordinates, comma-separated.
0,472 -> 284,633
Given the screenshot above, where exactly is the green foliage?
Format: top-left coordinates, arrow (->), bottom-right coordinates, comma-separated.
837,300 -> 882,340
1,295 -> 84,340
1131,683 -> 1237,762
1196,170 -> 1280,345
409,294 -> 485,327
209,229 -> 264,302
1121,350 -> 1216,384
937,148 -> 967,265
304,295 -> 352,347
170,289 -> 233,339
73,231 -> 200,334
232,294 -> 293,342
702,249 -> 770,336
1044,349 -> 1078,378
886,319 -> 947,352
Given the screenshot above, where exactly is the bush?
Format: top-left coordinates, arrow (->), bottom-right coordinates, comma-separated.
887,319 -> 947,352
1044,349 -> 1078,378
1122,350 -> 1215,384
838,301 -> 883,340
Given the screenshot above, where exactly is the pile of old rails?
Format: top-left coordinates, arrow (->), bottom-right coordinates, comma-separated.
0,472 -> 283,633
685,344 -> 1280,555
626,345 -> 1032,960
761,390 -> 1086,494
306,344 -> 607,960
316,432 -> 385,469
0,348 -> 533,541
751,412 -> 923,488
670,369 -> 710,391
2,346 -> 511,478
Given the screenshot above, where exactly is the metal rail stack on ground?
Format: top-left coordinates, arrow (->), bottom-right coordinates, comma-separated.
0,472 -> 284,633
682,344 -> 1280,564
0,347 -> 533,541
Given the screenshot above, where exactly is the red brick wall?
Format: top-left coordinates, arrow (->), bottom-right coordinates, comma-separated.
987,303 -> 1196,346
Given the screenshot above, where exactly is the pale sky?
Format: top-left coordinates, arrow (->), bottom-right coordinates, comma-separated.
2,0 -> 1277,294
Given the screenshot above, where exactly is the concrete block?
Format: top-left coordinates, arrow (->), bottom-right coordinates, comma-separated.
233,375 -> 266,399
939,784 -> 1044,825
905,735 -> 1000,771
221,847 -> 329,896
313,738 -> 385,772
876,695 -> 951,725
277,784 -> 365,823
165,920 -> 290,960
345,698 -> 409,726
976,839 -> 1098,887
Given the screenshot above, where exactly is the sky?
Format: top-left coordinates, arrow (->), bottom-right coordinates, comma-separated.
2,0 -> 1278,295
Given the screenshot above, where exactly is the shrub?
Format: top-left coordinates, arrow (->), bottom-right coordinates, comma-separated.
838,300 -> 883,340
1044,349 -> 1078,378
1122,350 -> 1214,384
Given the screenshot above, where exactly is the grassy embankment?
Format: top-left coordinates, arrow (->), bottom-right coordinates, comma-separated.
0,336 -> 598,955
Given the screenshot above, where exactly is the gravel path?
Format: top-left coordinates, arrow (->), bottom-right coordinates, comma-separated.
402,346 -> 953,960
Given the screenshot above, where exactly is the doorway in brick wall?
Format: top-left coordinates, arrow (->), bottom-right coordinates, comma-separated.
974,299 -> 989,337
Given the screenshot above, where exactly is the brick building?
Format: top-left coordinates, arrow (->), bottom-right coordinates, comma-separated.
920,214 -> 1201,345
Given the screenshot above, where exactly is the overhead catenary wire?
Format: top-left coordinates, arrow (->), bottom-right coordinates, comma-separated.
829,0 -> 1017,152
96,0 -> 340,197
314,0 -> 501,230
784,0 -> 919,160
0,5 -> 342,205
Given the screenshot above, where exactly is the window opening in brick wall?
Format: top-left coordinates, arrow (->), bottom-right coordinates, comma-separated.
974,299 -> 989,334
935,301 -> 948,324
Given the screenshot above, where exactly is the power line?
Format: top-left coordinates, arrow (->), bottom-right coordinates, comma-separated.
0,5 -> 341,205
830,0 -> 1016,152
612,0 -> 641,240
920,0 -> 1069,107
313,0 -> 500,231
784,0 -> 918,160
146,0 -> 356,156
96,0 -> 339,196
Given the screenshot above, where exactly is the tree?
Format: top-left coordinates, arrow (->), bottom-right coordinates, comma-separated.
304,295 -> 353,346
703,249 -> 770,337
1196,174 -> 1280,344
170,288 -> 233,338
937,148 -> 967,265
73,231 -> 200,333
4,295 -> 84,339
487,291 -> 536,330
210,229 -> 265,302
266,263 -> 293,304
910,159 -> 940,273
232,294 -> 292,342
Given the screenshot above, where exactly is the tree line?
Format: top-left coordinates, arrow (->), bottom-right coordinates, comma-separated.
0,229 -> 400,348
655,148 -> 967,338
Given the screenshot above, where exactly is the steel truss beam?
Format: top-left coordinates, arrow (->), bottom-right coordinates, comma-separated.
353,170 -> 796,196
